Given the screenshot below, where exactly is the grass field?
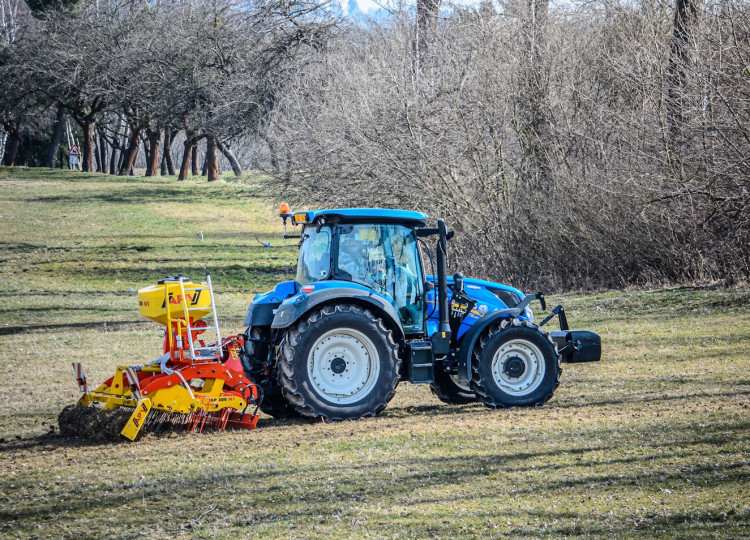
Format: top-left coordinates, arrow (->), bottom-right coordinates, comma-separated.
0,167 -> 748,538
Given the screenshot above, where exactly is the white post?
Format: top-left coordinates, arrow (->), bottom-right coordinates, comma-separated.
65,118 -> 73,149
0,131 -> 6,165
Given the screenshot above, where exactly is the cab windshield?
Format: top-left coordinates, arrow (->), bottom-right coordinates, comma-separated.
295,226 -> 332,285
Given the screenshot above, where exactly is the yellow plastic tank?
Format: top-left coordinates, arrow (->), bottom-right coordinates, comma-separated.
138,279 -> 212,326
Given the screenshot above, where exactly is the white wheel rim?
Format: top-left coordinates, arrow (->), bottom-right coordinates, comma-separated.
490,338 -> 545,396
449,373 -> 473,393
307,328 -> 380,405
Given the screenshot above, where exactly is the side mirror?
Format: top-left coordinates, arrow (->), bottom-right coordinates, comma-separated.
424,281 -> 435,292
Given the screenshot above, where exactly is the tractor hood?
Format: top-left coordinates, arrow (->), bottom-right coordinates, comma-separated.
427,274 -> 527,309
425,274 -> 532,339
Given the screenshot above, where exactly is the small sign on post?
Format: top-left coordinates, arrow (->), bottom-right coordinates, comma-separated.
68,145 -> 80,170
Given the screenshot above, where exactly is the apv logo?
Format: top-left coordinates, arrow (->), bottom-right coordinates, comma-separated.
161,290 -> 202,308
131,402 -> 149,427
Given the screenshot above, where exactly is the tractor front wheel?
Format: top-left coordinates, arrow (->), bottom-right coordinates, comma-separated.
278,304 -> 400,421
471,322 -> 560,408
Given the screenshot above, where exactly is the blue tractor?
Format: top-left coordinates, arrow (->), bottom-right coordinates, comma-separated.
240,207 -> 601,420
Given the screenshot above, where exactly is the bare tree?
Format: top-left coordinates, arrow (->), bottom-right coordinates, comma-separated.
0,0 -> 23,46
216,139 -> 243,176
3,0 -> 746,287
0,0 -> 32,164
271,0 -> 750,289
19,4 -> 115,172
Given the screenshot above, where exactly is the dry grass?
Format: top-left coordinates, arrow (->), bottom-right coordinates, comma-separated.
0,167 -> 748,538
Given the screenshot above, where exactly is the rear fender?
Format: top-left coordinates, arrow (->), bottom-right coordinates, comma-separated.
271,287 -> 405,342
243,280 -> 297,327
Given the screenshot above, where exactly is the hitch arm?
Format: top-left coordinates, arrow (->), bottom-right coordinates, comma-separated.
556,339 -> 581,357
539,304 -> 569,331
515,292 -> 546,313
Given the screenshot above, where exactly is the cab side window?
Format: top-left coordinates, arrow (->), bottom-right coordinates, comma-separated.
295,227 -> 332,285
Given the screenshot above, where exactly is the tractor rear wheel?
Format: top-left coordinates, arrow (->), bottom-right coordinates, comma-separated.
278,304 -> 400,421
256,386 -> 301,420
241,326 -> 300,419
471,322 -> 560,408
430,369 -> 478,404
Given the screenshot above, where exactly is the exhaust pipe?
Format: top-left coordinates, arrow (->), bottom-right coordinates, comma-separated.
431,218 -> 451,355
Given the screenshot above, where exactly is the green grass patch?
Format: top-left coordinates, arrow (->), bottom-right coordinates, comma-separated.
0,166 -> 748,538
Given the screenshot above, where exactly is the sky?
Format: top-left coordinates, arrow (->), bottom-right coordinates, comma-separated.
342,0 -> 386,15
341,0 -> 580,16
339,0 -> 503,17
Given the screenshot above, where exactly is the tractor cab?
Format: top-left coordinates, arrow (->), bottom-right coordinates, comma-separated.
288,209 -> 427,333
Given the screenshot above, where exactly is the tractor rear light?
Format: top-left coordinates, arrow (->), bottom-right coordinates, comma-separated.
301,285 -> 315,293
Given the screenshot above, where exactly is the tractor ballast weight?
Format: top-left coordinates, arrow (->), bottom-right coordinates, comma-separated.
240,207 -> 601,421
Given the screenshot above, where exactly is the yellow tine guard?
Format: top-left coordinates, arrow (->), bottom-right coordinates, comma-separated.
120,398 -> 153,441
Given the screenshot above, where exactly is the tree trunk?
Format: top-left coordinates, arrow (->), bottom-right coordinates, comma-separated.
516,0 -> 552,192
130,142 -> 139,175
216,139 -> 242,176
109,116 -> 126,175
2,131 -> 19,166
667,0 -> 702,170
98,132 -> 108,174
93,132 -> 102,173
81,121 -> 95,172
206,136 -> 220,181
143,136 -> 152,173
162,129 -> 176,176
414,0 -> 441,68
179,135 -> 194,181
191,143 -> 199,176
267,136 -> 280,173
285,147 -> 293,182
109,143 -> 118,175
145,128 -> 162,176
118,127 -> 143,175
45,105 -> 66,168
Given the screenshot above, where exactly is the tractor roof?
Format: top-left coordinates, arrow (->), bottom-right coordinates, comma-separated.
293,208 -> 428,227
